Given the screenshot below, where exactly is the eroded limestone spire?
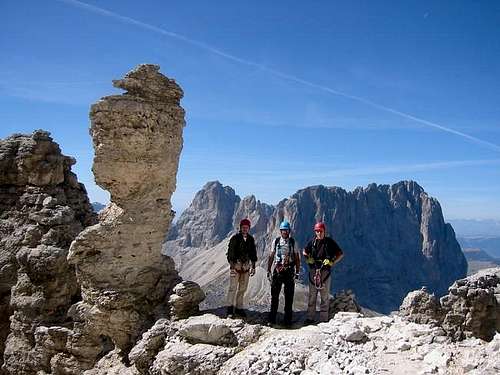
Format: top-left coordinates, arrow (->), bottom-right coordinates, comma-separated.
64,64 -> 184,369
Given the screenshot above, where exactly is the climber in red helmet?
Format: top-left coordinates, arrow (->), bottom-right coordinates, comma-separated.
303,222 -> 344,323
226,218 -> 257,318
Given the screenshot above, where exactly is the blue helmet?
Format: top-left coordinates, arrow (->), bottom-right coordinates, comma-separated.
279,220 -> 291,231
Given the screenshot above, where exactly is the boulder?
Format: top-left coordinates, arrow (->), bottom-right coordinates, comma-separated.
399,267 -> 500,342
169,281 -> 205,320
399,287 -> 442,325
329,289 -> 362,318
178,314 -> 237,346
440,267 -> 500,341
151,341 -> 235,375
129,319 -> 176,374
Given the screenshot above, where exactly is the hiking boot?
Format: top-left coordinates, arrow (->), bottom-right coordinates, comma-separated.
283,320 -> 292,328
234,308 -> 246,317
304,318 -> 315,325
226,306 -> 234,317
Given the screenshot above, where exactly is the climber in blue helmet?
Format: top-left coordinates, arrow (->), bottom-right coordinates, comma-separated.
267,219 -> 300,327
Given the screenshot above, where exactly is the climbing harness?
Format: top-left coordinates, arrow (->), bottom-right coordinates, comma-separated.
314,269 -> 323,289
273,237 -> 295,273
308,267 -> 332,290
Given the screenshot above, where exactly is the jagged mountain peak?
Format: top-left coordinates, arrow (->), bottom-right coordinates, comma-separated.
201,180 -> 223,188
168,179 -> 467,313
167,180 -> 241,248
190,181 -> 238,210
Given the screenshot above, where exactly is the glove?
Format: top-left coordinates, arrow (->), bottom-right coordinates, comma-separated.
306,256 -> 315,265
267,271 -> 272,282
249,267 -> 255,277
323,259 -> 334,267
294,272 -> 300,280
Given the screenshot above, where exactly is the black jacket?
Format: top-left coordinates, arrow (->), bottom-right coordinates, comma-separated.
304,236 -> 343,268
227,232 -> 257,264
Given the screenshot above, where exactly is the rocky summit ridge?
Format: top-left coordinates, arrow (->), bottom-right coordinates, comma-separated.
33,268 -> 500,375
0,64 -> 498,374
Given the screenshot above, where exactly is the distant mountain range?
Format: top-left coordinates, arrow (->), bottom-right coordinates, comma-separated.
449,219 -> 500,237
458,236 -> 500,260
461,246 -> 500,276
164,180 -> 467,314
445,219 -> 500,274
91,202 -> 106,212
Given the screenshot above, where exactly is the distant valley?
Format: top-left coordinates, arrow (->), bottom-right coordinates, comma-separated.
457,236 -> 500,260
447,219 -> 500,274
456,235 -> 500,275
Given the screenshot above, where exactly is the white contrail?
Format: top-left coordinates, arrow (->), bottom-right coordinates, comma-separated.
182,158 -> 500,181
314,158 -> 500,179
57,0 -> 500,153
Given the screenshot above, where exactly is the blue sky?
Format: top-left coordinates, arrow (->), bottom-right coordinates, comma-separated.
1,0 -> 499,220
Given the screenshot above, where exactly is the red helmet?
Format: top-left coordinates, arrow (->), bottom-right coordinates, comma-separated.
240,218 -> 251,227
314,222 -> 326,232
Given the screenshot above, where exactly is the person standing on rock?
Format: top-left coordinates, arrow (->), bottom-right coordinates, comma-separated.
267,220 -> 301,327
226,218 -> 257,317
303,222 -> 344,323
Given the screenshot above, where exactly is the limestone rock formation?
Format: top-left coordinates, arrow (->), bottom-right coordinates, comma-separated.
400,267 -> 500,342
128,319 -> 176,374
216,311 -> 499,375
328,290 -> 362,318
169,281 -> 206,320
440,267 -> 499,341
399,287 -> 442,325
94,311 -> 498,375
20,64 -> 187,374
151,341 -> 235,375
0,130 -> 95,373
178,314 -> 237,346
86,313 -> 266,375
167,180 -> 467,313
